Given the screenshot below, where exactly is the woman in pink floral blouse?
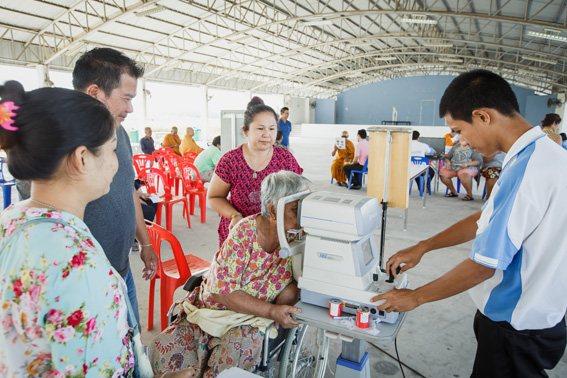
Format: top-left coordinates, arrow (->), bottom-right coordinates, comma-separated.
150,171 -> 312,377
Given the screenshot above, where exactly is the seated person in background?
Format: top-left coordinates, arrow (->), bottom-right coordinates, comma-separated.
480,151 -> 506,200
274,130 -> 286,149
149,171 -> 312,377
411,130 -> 436,190
135,179 -> 158,222
331,130 -> 355,187
163,126 -> 182,155
540,113 -> 562,145
560,132 -> 567,150
140,126 -> 155,155
194,135 -> 222,182
342,129 -> 369,190
440,135 -> 482,201
443,128 -> 458,154
180,126 -> 204,155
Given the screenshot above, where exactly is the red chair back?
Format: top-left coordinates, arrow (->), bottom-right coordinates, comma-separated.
139,167 -> 171,196
152,150 -> 169,169
183,151 -> 199,160
132,154 -> 153,176
179,162 -> 204,189
146,220 -> 191,279
180,156 -> 195,164
160,147 -> 176,155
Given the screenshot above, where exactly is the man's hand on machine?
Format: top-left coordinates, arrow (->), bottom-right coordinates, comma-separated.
386,242 -> 427,278
371,288 -> 420,313
270,304 -> 301,329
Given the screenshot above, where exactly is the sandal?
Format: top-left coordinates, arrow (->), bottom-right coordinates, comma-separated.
445,192 -> 458,198
462,195 -> 474,201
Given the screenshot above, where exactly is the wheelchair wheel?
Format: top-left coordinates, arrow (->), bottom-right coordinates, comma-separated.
290,324 -> 328,378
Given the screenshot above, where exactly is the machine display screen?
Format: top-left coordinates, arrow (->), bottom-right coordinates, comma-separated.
362,239 -> 373,265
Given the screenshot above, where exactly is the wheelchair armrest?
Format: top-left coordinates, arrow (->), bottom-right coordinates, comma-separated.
183,271 -> 206,292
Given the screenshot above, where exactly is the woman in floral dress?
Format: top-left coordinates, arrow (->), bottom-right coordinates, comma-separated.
208,97 -> 303,247
150,171 -> 312,377
0,84 -> 136,376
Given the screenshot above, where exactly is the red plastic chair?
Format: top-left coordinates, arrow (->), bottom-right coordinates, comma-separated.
180,156 -> 196,164
152,150 -> 169,169
179,162 -> 208,223
139,167 -> 190,232
132,154 -> 153,176
183,151 -> 199,160
145,221 -> 210,331
162,153 -> 182,196
160,146 -> 176,155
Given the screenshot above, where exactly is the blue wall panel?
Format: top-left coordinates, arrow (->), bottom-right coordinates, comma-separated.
333,75 -> 552,126
314,98 -> 336,124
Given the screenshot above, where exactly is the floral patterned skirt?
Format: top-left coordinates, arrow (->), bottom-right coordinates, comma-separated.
148,317 -> 263,378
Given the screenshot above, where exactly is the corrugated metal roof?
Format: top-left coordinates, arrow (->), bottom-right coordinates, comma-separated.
0,0 -> 566,97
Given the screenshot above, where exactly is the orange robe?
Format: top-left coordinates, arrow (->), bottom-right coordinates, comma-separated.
444,133 -> 454,147
180,135 -> 204,155
162,133 -> 182,155
331,139 -> 355,183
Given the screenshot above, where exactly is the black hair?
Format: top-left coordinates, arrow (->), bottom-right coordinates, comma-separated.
560,133 -> 567,142
0,81 -> 115,180
412,130 -> 420,140
358,129 -> 367,139
541,113 -> 562,127
439,69 -> 520,123
276,130 -> 283,141
280,106 -> 289,114
212,135 -> 221,147
72,47 -> 144,95
243,96 -> 278,132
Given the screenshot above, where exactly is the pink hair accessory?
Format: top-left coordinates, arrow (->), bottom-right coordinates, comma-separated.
0,101 -> 19,131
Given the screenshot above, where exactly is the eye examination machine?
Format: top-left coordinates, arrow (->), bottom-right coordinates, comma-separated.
279,190 -> 408,323
278,190 -> 409,378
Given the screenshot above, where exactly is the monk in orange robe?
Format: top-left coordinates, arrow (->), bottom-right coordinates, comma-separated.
331,131 -> 355,187
162,126 -> 182,155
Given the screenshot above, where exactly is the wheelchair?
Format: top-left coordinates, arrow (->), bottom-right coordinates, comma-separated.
166,273 -> 330,378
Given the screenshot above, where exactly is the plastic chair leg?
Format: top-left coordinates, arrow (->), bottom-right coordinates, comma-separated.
147,277 -> 156,331
155,204 -> 163,226
409,180 -> 413,195
199,194 -> 206,223
184,200 -> 191,228
2,185 -> 12,209
166,204 -> 173,232
189,194 -> 196,215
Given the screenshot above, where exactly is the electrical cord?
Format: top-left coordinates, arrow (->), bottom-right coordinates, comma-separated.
369,338 -> 426,378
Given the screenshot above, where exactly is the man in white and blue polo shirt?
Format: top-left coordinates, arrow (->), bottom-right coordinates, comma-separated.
372,69 -> 567,377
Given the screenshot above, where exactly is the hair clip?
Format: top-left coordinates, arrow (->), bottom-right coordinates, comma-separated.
0,101 -> 19,131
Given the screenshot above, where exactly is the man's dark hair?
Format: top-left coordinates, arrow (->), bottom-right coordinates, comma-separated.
72,48 -> 144,95
439,69 -> 520,123
560,133 -> 567,142
412,130 -> 420,140
280,107 -> 289,114
212,135 -> 221,147
276,130 -> 283,141
358,129 -> 367,139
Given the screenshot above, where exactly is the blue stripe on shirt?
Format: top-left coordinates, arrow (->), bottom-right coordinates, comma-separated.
471,142 -> 536,323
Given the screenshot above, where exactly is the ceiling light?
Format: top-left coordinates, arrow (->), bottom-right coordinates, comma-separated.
527,31 -> 567,43
423,42 -> 453,47
401,17 -> 437,25
375,56 -> 396,61
522,55 -> 557,64
438,57 -> 463,63
135,6 -> 166,17
301,20 -> 333,26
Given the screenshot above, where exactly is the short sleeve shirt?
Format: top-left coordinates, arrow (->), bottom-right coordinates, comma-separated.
0,204 -> 134,376
354,140 -> 369,166
214,145 -> 303,246
277,119 -> 292,146
468,127 -> 567,330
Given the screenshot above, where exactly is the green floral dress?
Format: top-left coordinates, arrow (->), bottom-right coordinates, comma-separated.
0,204 -> 134,377
149,214 -> 294,377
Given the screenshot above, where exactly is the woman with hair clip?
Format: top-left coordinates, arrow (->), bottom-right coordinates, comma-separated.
0,82 -> 191,377
208,97 -> 303,247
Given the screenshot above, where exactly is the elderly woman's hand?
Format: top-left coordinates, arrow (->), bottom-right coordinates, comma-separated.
270,304 -> 301,329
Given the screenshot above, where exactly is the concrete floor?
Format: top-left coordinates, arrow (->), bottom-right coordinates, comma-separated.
123,135 -> 567,378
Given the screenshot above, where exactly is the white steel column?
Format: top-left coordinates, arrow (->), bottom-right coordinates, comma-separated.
36,65 -> 52,88
200,85 -> 209,141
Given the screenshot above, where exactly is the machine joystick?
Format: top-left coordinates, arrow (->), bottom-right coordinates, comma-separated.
386,266 -> 402,283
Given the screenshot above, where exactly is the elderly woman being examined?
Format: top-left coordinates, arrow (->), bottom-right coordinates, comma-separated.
149,171 -> 312,378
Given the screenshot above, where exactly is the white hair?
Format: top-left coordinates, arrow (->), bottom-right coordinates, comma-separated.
260,171 -> 312,217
